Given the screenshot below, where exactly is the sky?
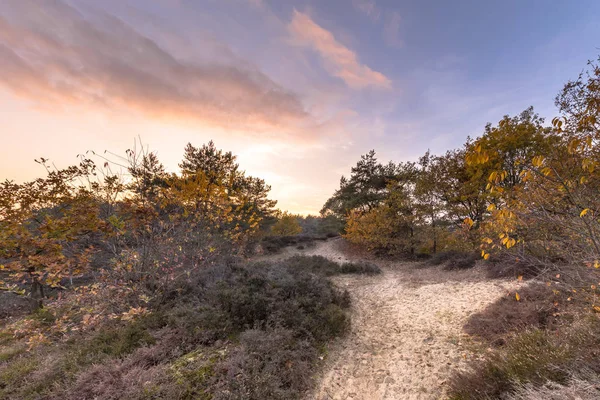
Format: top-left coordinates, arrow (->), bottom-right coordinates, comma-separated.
0,0 -> 599,214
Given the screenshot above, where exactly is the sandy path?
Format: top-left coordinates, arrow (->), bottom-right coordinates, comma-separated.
258,239 -> 521,399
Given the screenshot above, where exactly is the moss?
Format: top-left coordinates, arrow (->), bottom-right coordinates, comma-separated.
78,320 -> 156,361
0,331 -> 14,347
170,348 -> 223,400
30,308 -> 56,326
0,344 -> 26,363
0,356 -> 39,392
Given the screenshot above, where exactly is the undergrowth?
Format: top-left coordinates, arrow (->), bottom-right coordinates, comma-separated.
0,255 -> 370,399
448,265 -> 600,399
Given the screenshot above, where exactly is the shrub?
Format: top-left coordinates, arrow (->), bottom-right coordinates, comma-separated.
271,213 -> 302,236
0,255 -> 354,399
80,321 -> 157,359
507,372 -> 600,400
449,311 -> 600,399
485,253 -> 545,279
339,261 -> 381,275
214,328 -> 316,400
463,282 -> 586,346
0,356 -> 39,392
444,255 -> 477,270
282,255 -> 381,277
429,251 -> 477,270
260,235 -> 326,254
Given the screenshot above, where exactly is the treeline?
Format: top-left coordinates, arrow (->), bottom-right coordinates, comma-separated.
269,212 -> 343,237
323,57 -> 600,271
0,140 -> 277,308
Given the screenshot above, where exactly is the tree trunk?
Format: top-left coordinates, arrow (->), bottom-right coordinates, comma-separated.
30,276 -> 44,310
432,215 -> 437,254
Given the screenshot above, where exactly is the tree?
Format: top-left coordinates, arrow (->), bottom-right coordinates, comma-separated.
321,150 -> 400,218
0,158 -> 106,309
129,151 -> 168,204
271,212 -> 303,236
179,141 -> 276,224
425,149 -> 486,227
343,161 -> 420,256
465,107 -> 552,198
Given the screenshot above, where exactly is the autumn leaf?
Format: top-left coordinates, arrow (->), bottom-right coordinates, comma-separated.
515,292 -> 520,301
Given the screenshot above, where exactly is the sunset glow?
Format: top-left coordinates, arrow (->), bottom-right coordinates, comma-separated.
1,0 -> 599,214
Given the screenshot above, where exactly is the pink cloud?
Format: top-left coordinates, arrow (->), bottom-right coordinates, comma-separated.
288,10 -> 391,90
0,0 -> 310,136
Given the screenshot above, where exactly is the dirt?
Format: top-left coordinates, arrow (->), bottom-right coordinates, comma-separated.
259,238 -> 524,400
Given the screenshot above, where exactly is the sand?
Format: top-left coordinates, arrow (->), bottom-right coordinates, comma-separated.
261,238 -> 523,400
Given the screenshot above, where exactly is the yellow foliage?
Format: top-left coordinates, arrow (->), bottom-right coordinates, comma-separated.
271,213 -> 302,236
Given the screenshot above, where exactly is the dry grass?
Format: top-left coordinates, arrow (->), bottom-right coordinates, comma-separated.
449,267 -> 600,400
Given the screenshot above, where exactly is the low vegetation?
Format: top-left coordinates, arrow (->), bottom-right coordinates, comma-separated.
0,254 -> 380,399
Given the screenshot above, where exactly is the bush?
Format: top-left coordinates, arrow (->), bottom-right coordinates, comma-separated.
215,328 -> 316,400
449,307 -> 600,399
507,372 -> 600,400
445,254 -> 478,270
429,251 -> 477,270
463,282 -> 587,346
260,235 -> 326,254
0,255 -> 356,399
282,255 -> 381,277
84,322 -> 157,359
485,253 -> 545,279
339,261 -> 381,275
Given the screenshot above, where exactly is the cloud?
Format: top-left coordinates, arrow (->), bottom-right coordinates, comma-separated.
288,10 -> 391,90
0,0 -> 309,134
352,0 -> 381,22
383,11 -> 402,48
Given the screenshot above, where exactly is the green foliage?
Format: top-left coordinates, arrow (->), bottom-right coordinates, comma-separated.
0,356 -> 39,391
170,348 -> 222,400
0,344 -> 25,363
321,150 -> 405,217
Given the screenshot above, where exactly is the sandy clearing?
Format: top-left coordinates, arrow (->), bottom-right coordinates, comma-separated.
258,238 -> 523,400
